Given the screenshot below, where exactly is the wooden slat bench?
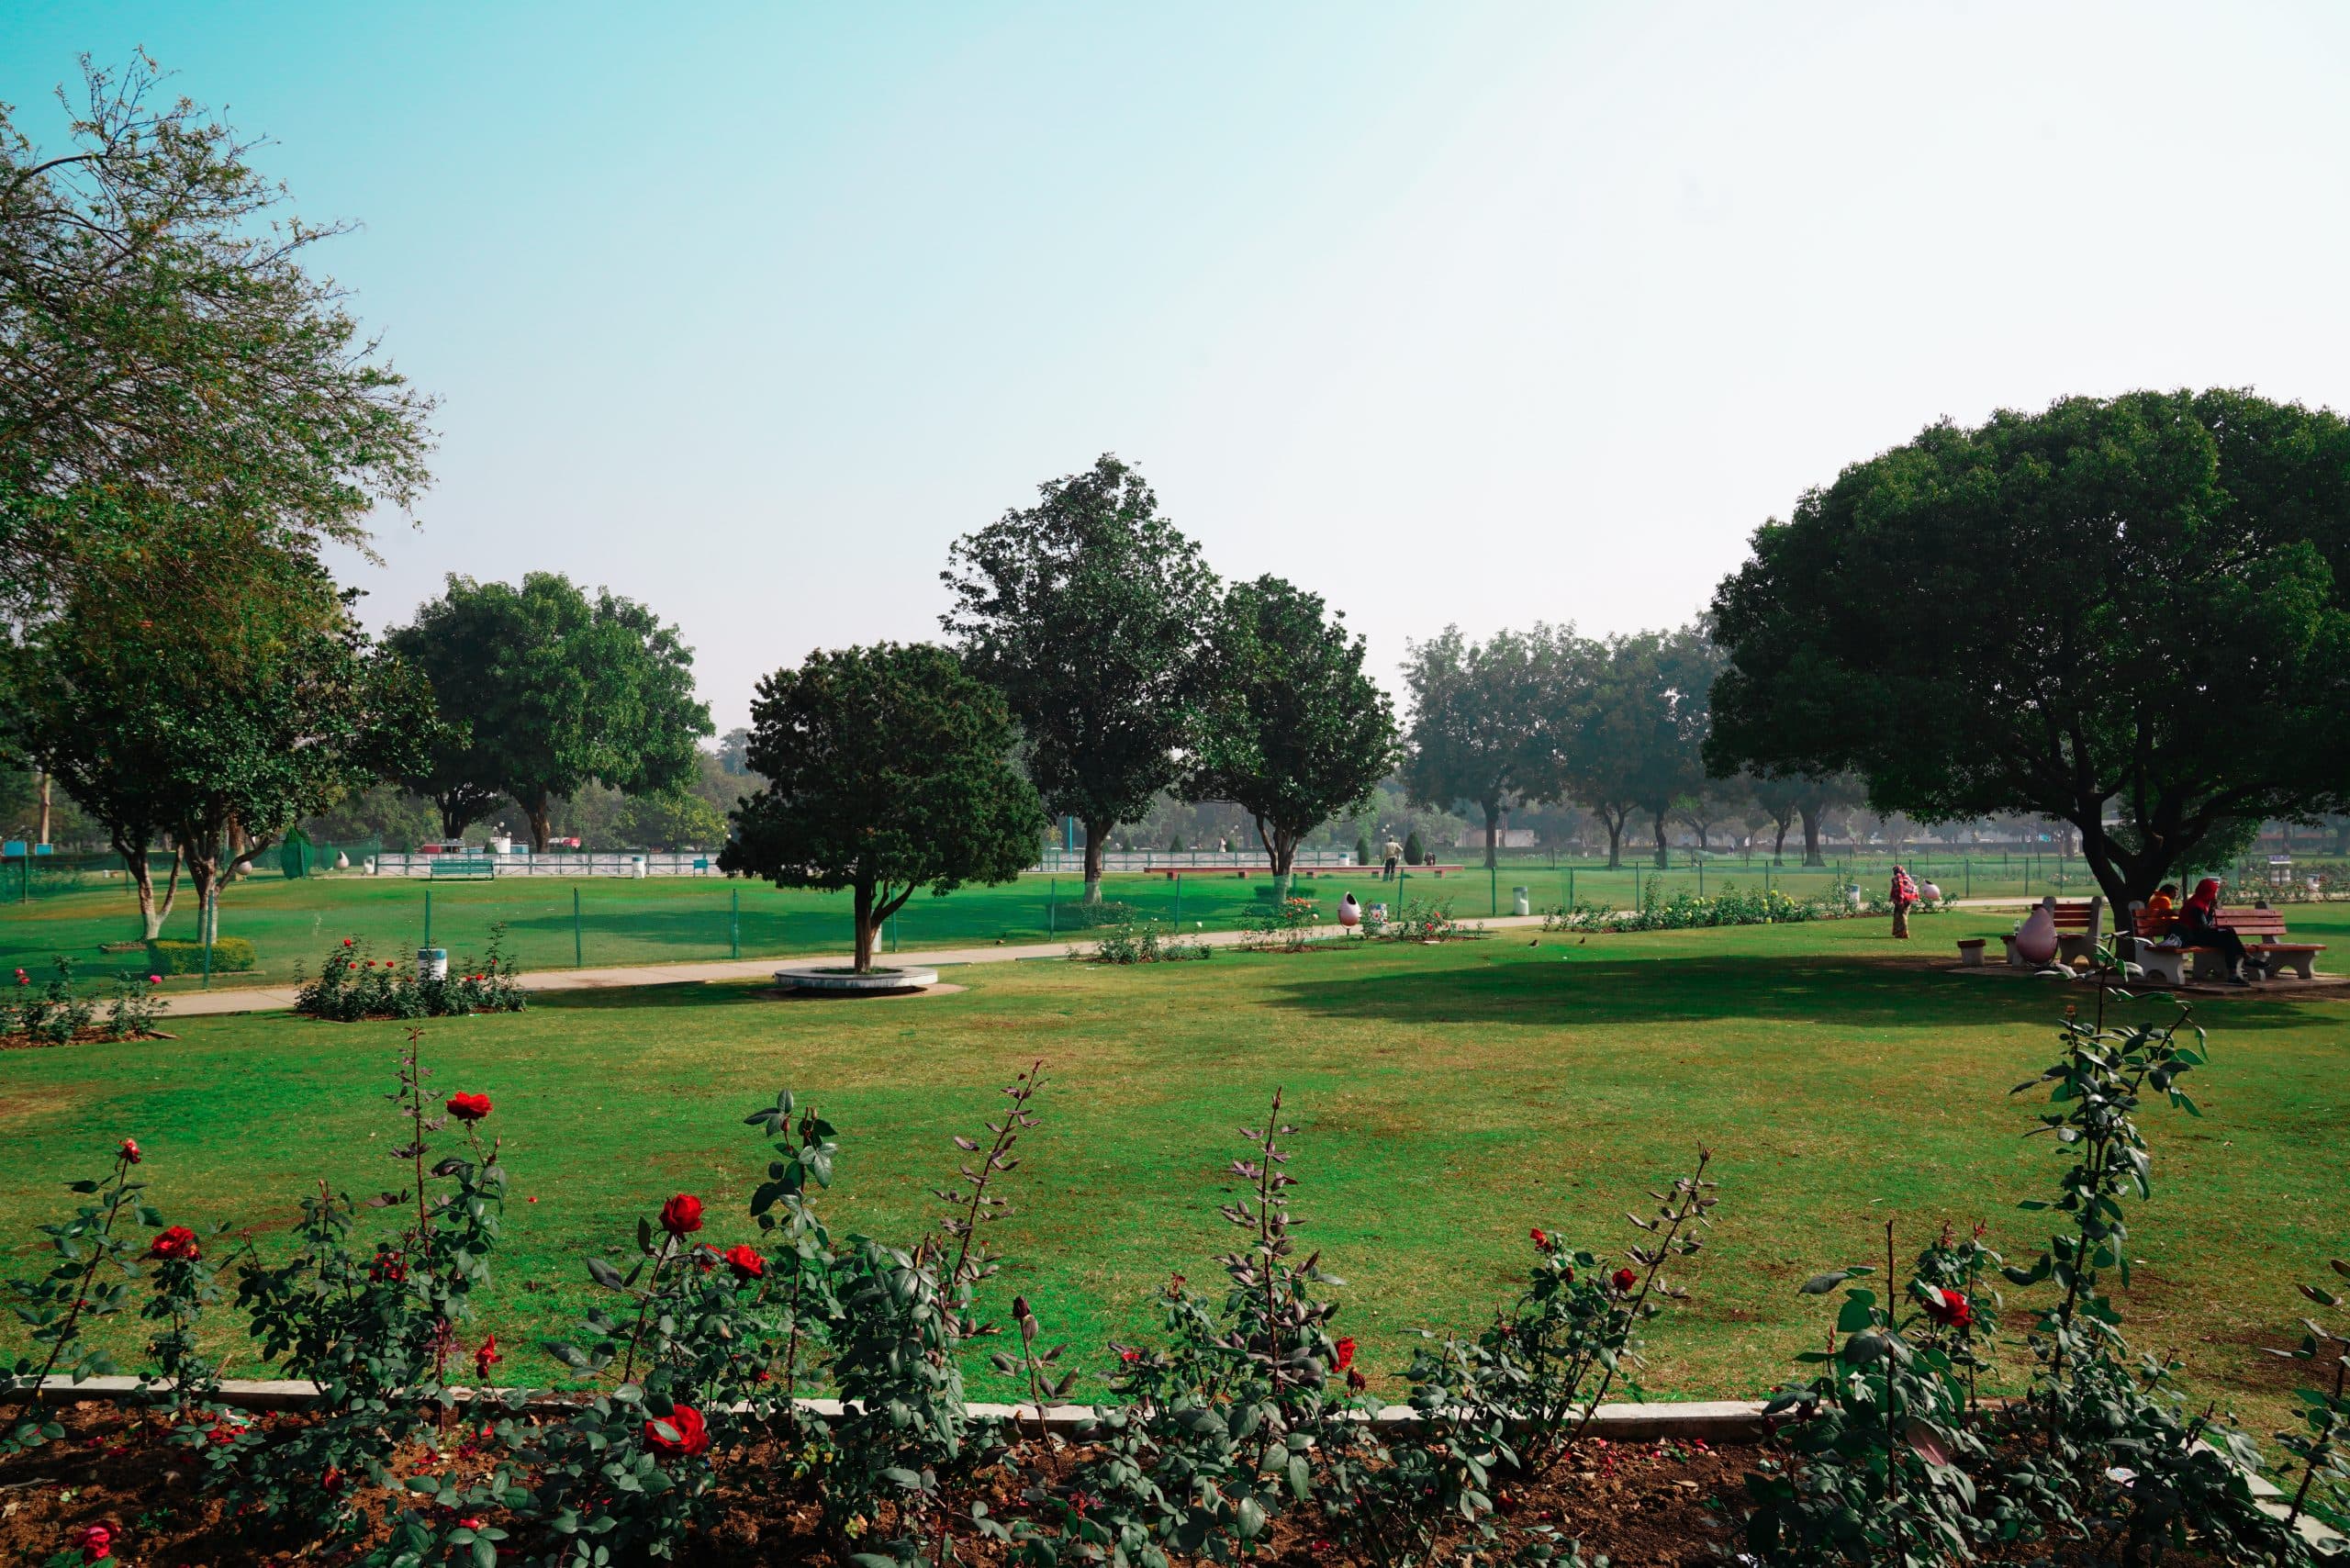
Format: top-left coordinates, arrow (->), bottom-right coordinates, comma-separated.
2001,898 -> 2102,966
2132,905 -> 2325,983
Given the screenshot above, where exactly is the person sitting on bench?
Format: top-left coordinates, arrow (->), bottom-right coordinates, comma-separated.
2177,877 -> 2265,984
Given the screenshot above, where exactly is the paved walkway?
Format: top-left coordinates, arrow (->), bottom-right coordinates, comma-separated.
153,895 -> 2049,1020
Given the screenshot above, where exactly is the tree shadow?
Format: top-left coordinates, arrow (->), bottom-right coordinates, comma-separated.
1257,949 -> 2343,1035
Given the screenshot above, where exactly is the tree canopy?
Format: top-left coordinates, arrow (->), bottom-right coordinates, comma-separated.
3,533 -> 434,935
941,454 -> 1218,900
1400,625 -> 1569,868
1708,388 -> 2350,906
387,573 -> 712,850
1543,628 -> 1718,868
1188,576 -> 1397,891
0,56 -> 432,610
721,643 -> 1045,971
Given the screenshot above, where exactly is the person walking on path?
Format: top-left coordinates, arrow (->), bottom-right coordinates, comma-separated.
1381,837 -> 1403,881
1889,864 -> 1920,939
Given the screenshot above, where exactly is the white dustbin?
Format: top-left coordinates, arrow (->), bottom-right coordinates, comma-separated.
1513,886 -> 1530,916
417,947 -> 448,981
632,855 -> 648,879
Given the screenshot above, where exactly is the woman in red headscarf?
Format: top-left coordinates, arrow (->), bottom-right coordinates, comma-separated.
2176,877 -> 2262,984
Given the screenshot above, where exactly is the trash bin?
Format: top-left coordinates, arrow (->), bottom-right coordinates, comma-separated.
1512,886 -> 1530,916
417,947 -> 448,981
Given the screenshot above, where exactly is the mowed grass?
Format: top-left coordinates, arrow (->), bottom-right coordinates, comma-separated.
1,854 -> 2124,990
0,907 -> 2341,1428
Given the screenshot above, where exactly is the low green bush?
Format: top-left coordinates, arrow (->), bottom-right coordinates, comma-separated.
293,930 -> 527,1021
1080,923 -> 1214,965
1056,899 -> 1139,930
147,937 -> 256,974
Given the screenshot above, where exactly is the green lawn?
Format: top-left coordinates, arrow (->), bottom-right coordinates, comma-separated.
0,907 -> 2341,1430
0,853 -> 2151,991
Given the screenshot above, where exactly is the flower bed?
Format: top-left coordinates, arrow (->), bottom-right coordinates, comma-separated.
0,983 -> 2339,1566
293,931 -> 527,1020
1541,880 -> 1953,934
0,959 -> 166,1048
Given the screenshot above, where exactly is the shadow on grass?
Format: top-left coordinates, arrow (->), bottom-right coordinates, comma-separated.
1259,949 -> 2339,1034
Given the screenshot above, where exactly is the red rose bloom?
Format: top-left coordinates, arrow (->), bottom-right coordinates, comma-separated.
321,1464 -> 346,1495
1332,1337 -> 1356,1372
659,1193 -> 704,1238
1611,1268 -> 1638,1294
1922,1287 -> 1974,1330
71,1521 -> 115,1561
369,1249 -> 407,1283
1530,1227 -> 1548,1248
644,1403 -> 711,1457
148,1225 -> 199,1261
1346,1368 -> 1368,1391
445,1092 -> 492,1123
119,1138 -> 141,1165
475,1335 -> 503,1381
722,1243 -> 765,1282
342,936 -> 354,946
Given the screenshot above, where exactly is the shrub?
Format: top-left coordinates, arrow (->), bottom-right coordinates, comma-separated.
1081,924 -> 1214,965
1385,897 -> 1477,942
1404,829 -> 1427,866
106,970 -> 167,1040
146,937 -> 256,974
7,957 -> 95,1044
293,930 -> 527,1021
1354,834 -> 1371,866
1240,895 -> 1319,951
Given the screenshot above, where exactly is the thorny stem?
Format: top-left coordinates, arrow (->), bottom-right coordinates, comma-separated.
2,1144 -> 137,1427
620,1234 -> 678,1385
1885,1218 -> 1899,1509
2278,1345 -> 2347,1557
1568,1147 -> 1713,1448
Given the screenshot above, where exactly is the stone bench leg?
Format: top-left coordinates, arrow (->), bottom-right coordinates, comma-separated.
2001,935 -> 2026,967
2134,947 -> 2187,986
2266,947 -> 2317,980
2190,948 -> 2234,982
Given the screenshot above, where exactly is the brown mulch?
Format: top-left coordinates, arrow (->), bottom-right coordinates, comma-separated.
0,1403 -> 1755,1567
0,1028 -> 174,1052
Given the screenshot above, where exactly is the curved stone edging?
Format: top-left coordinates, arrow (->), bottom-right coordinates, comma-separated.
772,965 -> 939,993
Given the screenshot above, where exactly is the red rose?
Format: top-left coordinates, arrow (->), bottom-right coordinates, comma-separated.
1611,1268 -> 1638,1294
1346,1368 -> 1367,1391
457,1516 -> 485,1529
369,1249 -> 406,1283
644,1403 -> 711,1456
342,937 -> 354,946
1333,1337 -> 1356,1372
71,1521 -> 115,1561
321,1464 -> 345,1494
659,1193 -> 703,1238
1922,1287 -> 1974,1330
146,974 -> 161,985
722,1243 -> 764,1282
445,1092 -> 492,1123
1118,1348 -> 1141,1364
119,1138 -> 141,1165
474,1335 -> 502,1381
1530,1227 -> 1548,1248
148,1225 -> 199,1261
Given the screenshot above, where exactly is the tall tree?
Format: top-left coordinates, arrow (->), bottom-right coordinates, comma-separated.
1187,576 -> 1397,897
0,55 -> 432,610
722,644 -> 1046,972
941,454 -> 1218,902
1399,625 -> 1567,869
1709,390 -> 2350,908
3,536 -> 434,938
1547,629 -> 1719,869
387,574 -> 713,851
1742,770 -> 1859,868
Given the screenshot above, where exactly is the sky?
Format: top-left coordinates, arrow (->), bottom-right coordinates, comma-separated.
10,2 -> 2350,731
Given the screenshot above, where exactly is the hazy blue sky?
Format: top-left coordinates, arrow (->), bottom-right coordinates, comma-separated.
10,3 -> 2350,729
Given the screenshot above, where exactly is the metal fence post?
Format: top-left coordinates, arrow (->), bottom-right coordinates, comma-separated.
730,886 -> 740,960
424,887 -> 433,949
1173,873 -> 1181,926
1048,879 -> 1057,936
574,886 -> 583,968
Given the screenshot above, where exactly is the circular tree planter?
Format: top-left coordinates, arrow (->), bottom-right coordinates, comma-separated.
773,964 -> 940,995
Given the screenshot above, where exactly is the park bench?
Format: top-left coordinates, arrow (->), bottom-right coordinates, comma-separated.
2130,905 -> 2324,983
2001,897 -> 2102,966
427,856 -> 497,879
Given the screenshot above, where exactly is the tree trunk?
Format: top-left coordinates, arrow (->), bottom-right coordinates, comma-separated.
1081,816 -> 1109,903
1800,805 -> 1825,867
1771,816 -> 1791,864
118,836 -> 181,940
1602,808 -> 1624,869
36,771 -> 50,847
1652,810 -> 1670,869
526,795 -> 554,854
853,879 -> 876,973
440,796 -> 468,840
1259,818 -> 1300,902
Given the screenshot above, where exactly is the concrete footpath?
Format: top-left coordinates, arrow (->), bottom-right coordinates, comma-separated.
152,896 -> 2041,1021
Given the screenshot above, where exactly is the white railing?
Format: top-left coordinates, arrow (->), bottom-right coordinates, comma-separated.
1027,848 -> 1364,875
374,852 -> 726,878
